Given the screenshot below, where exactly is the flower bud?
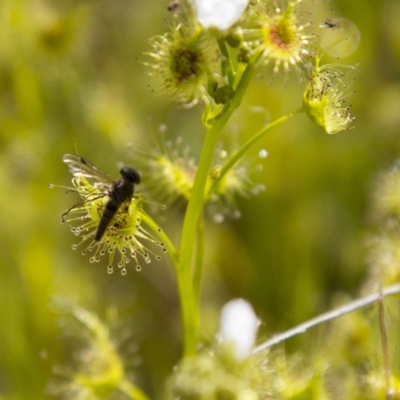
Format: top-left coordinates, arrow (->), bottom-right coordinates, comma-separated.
193,0 -> 250,31
218,298 -> 259,361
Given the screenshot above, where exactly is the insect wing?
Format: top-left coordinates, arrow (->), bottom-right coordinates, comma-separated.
62,153 -> 114,190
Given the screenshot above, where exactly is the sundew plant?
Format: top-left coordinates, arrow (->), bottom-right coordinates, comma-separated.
48,0 -> 400,399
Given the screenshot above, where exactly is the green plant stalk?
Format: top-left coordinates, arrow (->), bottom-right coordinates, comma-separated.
193,216 -> 204,303
207,108 -> 303,198
177,59 -> 258,356
141,211 -> 179,267
176,114 -> 228,357
378,281 -> 392,393
217,38 -> 235,87
119,379 -> 151,400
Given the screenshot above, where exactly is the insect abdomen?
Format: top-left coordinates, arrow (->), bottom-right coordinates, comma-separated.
95,178 -> 135,241
95,200 -> 119,241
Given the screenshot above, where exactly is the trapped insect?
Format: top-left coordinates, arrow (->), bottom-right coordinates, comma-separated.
62,154 -> 141,241
319,18 -> 339,29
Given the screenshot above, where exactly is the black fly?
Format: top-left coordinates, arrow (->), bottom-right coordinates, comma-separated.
62,154 -> 141,241
319,18 -> 339,30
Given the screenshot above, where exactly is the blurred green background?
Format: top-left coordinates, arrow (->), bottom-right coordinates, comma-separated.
0,0 -> 399,398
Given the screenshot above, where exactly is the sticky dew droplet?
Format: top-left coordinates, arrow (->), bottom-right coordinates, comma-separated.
251,184 -> 266,195
232,209 -> 242,219
158,124 -> 167,133
219,150 -> 228,159
259,149 -> 268,158
213,213 -> 224,224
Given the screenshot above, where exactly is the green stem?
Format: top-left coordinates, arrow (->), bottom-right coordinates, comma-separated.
141,211 -> 179,267
193,216 -> 204,303
177,60 -> 258,356
217,38 -> 235,86
119,379 -> 151,400
207,108 -> 303,198
177,115 -> 226,357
